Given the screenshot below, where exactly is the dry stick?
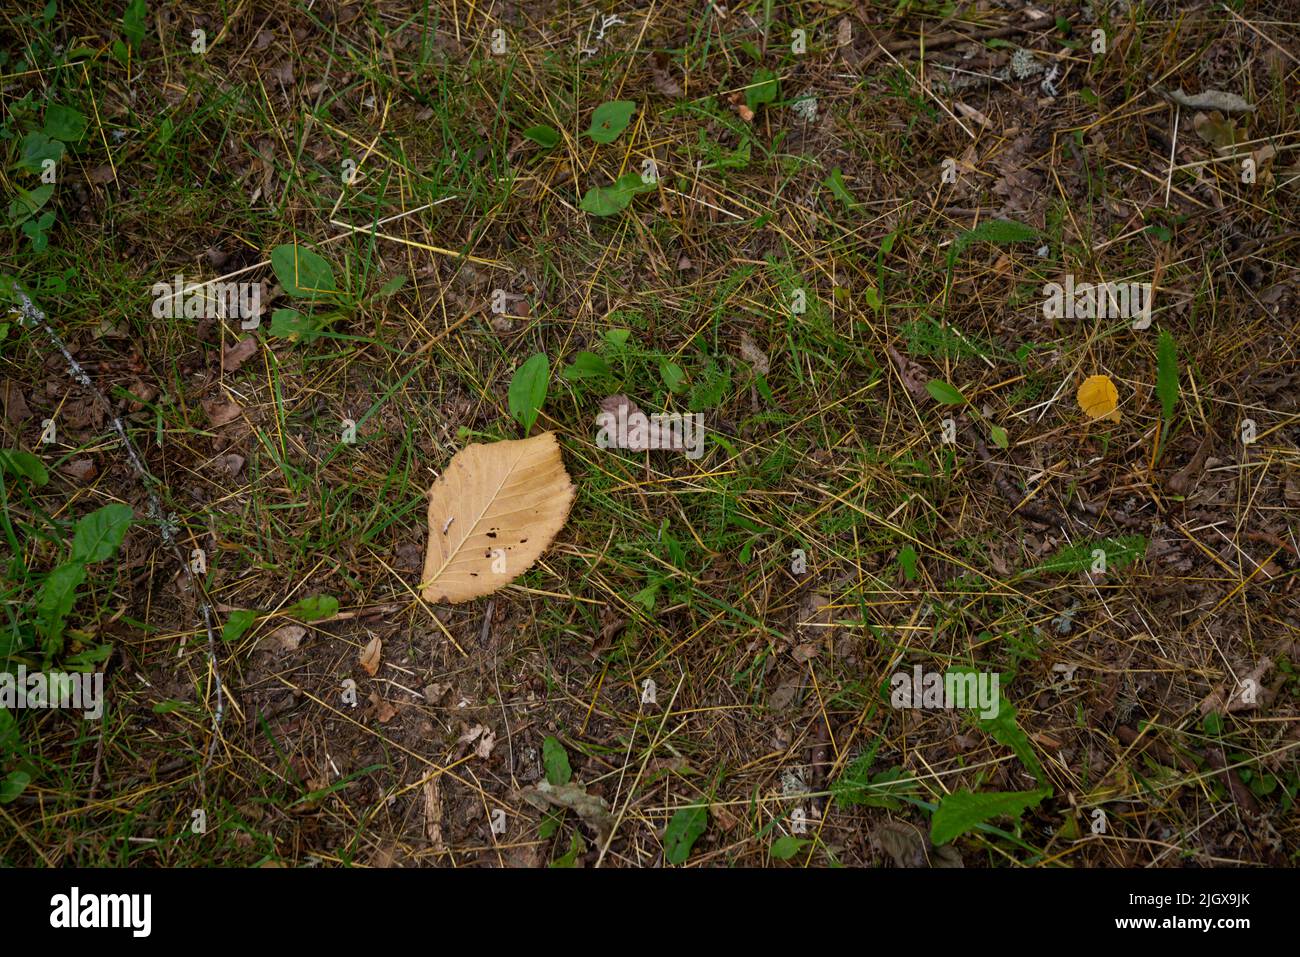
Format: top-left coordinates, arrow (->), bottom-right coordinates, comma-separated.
8,284 -> 227,786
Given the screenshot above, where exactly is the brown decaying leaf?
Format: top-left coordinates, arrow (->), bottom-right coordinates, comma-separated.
738,332 -> 771,374
836,16 -> 852,49
457,724 -> 497,758
269,624 -> 305,651
885,345 -> 928,400
126,378 -> 157,411
649,52 -> 683,96
1193,110 -> 1239,150
954,101 -> 992,129
421,432 -> 575,604
875,821 -> 963,868
1,380 -> 31,424
359,635 -> 382,676
203,396 -> 243,427
369,692 -> 399,723
222,337 -> 259,373
59,458 -> 98,482
518,780 -> 614,842
597,395 -> 686,452
1199,659 -> 1272,715
768,673 -> 803,710
1164,87 -> 1254,113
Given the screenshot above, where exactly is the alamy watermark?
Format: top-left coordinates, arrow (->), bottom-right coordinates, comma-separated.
151,275 -> 262,328
50,887 -> 150,937
0,665 -> 103,719
890,666 -> 999,719
1042,275 -> 1152,329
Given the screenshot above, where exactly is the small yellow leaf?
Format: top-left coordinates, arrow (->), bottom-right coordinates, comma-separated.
1077,374 -> 1121,422
421,432 -> 575,604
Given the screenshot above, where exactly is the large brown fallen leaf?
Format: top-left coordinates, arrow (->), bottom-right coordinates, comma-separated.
421,432 -> 575,604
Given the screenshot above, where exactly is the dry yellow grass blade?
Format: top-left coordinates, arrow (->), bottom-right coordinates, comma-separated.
420,432 -> 575,604
1077,374 -> 1121,423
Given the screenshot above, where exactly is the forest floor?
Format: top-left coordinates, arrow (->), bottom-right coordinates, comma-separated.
0,1 -> 1297,867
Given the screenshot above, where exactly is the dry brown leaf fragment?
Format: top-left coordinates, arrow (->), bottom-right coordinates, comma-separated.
791,642 -> 820,663
518,780 -> 614,842
1193,110 -> 1239,150
359,635 -> 382,676
59,458 -> 97,482
218,453 -> 245,476
458,724 -> 487,745
875,821 -> 964,868
369,692 -> 399,724
0,380 -> 31,424
1164,88 -> 1254,113
268,60 -> 294,86
125,378 -> 157,411
595,395 -> 688,452
836,16 -> 853,48
1200,659 -> 1272,715
768,674 -> 803,710
222,337 -> 259,373
269,623 -> 306,651
796,590 -> 835,635
885,345 -> 929,401
203,396 -> 243,427
954,101 -> 992,129
649,52 -> 683,96
420,432 -> 575,604
1284,473 -> 1300,505
739,332 -> 771,374
457,723 -> 497,758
